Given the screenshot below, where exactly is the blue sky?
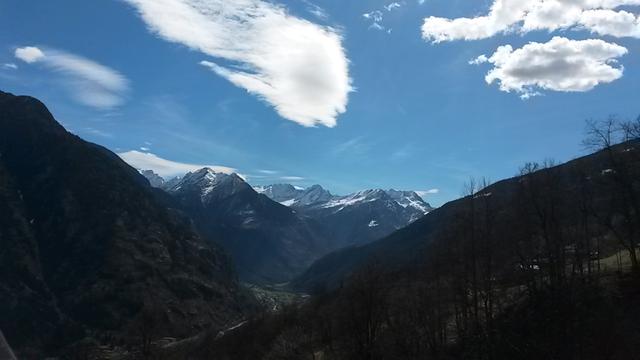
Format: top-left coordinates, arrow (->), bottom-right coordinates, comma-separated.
1,0 -> 639,206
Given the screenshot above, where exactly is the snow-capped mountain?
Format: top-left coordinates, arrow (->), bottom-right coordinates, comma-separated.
255,184 -> 333,207
386,189 -> 434,221
144,168 -> 330,284
257,184 -> 433,218
254,183 -> 304,205
257,184 -> 434,247
141,170 -> 436,281
164,168 -> 250,201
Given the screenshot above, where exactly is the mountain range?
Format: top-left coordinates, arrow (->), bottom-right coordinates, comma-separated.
151,169 -> 329,284
292,138 -> 640,293
141,171 -> 433,283
256,184 -> 432,250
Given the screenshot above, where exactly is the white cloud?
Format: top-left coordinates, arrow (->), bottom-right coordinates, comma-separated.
363,2 -> 404,32
416,189 -> 440,197
280,176 -> 305,181
472,37 -> 627,98
369,22 -> 387,31
363,10 -> 384,23
385,2 -> 402,11
580,9 -> 640,37
123,0 -> 352,128
14,46 -> 129,108
332,136 -> 370,156
363,5 -> 399,32
422,0 -> 640,42
257,169 -> 279,175
468,55 -> 488,65
302,0 -> 329,21
2,63 -> 18,70
82,127 -> 114,138
15,46 -> 45,63
118,150 -> 238,178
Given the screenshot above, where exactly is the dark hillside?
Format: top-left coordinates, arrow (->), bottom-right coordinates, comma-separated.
0,91 -> 245,356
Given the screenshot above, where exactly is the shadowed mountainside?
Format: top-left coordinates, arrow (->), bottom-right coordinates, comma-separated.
0,91 -> 246,356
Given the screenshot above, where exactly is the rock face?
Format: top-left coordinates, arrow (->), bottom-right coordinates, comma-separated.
140,169 -> 166,188
161,169 -> 330,284
0,91 -> 244,355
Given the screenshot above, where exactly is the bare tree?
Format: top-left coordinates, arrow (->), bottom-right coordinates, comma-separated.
584,117 -> 640,273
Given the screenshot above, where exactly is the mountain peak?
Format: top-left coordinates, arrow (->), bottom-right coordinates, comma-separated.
385,189 -> 434,216
140,169 -> 165,188
165,167 -> 251,202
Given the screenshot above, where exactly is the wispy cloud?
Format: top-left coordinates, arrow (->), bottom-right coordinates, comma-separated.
2,63 -> 18,70
118,150 -> 238,178
332,136 -> 370,156
82,127 -> 114,138
363,2 -> 403,33
14,46 -> 130,109
384,2 -> 402,11
416,189 -> 439,197
391,143 -> 414,160
123,0 -> 352,128
302,0 -> 329,21
280,176 -> 305,181
258,169 -> 279,175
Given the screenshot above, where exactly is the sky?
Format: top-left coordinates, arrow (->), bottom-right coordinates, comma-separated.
1,0 -> 640,206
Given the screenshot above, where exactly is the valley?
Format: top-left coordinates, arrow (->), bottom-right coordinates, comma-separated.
1,91 -> 639,360
4,1 -> 640,358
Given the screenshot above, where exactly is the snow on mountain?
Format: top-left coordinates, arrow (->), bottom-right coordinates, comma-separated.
159,168 -> 250,202
386,189 -> 434,219
254,183 -> 301,205
255,184 -> 333,207
139,167 -> 437,279
296,185 -> 334,206
321,189 -> 387,211
258,183 -> 434,248
258,184 -> 434,218
143,171 -> 434,220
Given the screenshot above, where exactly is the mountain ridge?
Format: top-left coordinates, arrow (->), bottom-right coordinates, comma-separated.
292,139 -> 640,292
140,169 -> 435,283
0,91 -> 245,355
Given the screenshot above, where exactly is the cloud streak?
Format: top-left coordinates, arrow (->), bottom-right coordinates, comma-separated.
123,0 -> 352,128
363,2 -> 403,33
280,176 -> 305,181
118,150 -> 238,178
416,189 -> 439,197
14,46 -> 129,109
